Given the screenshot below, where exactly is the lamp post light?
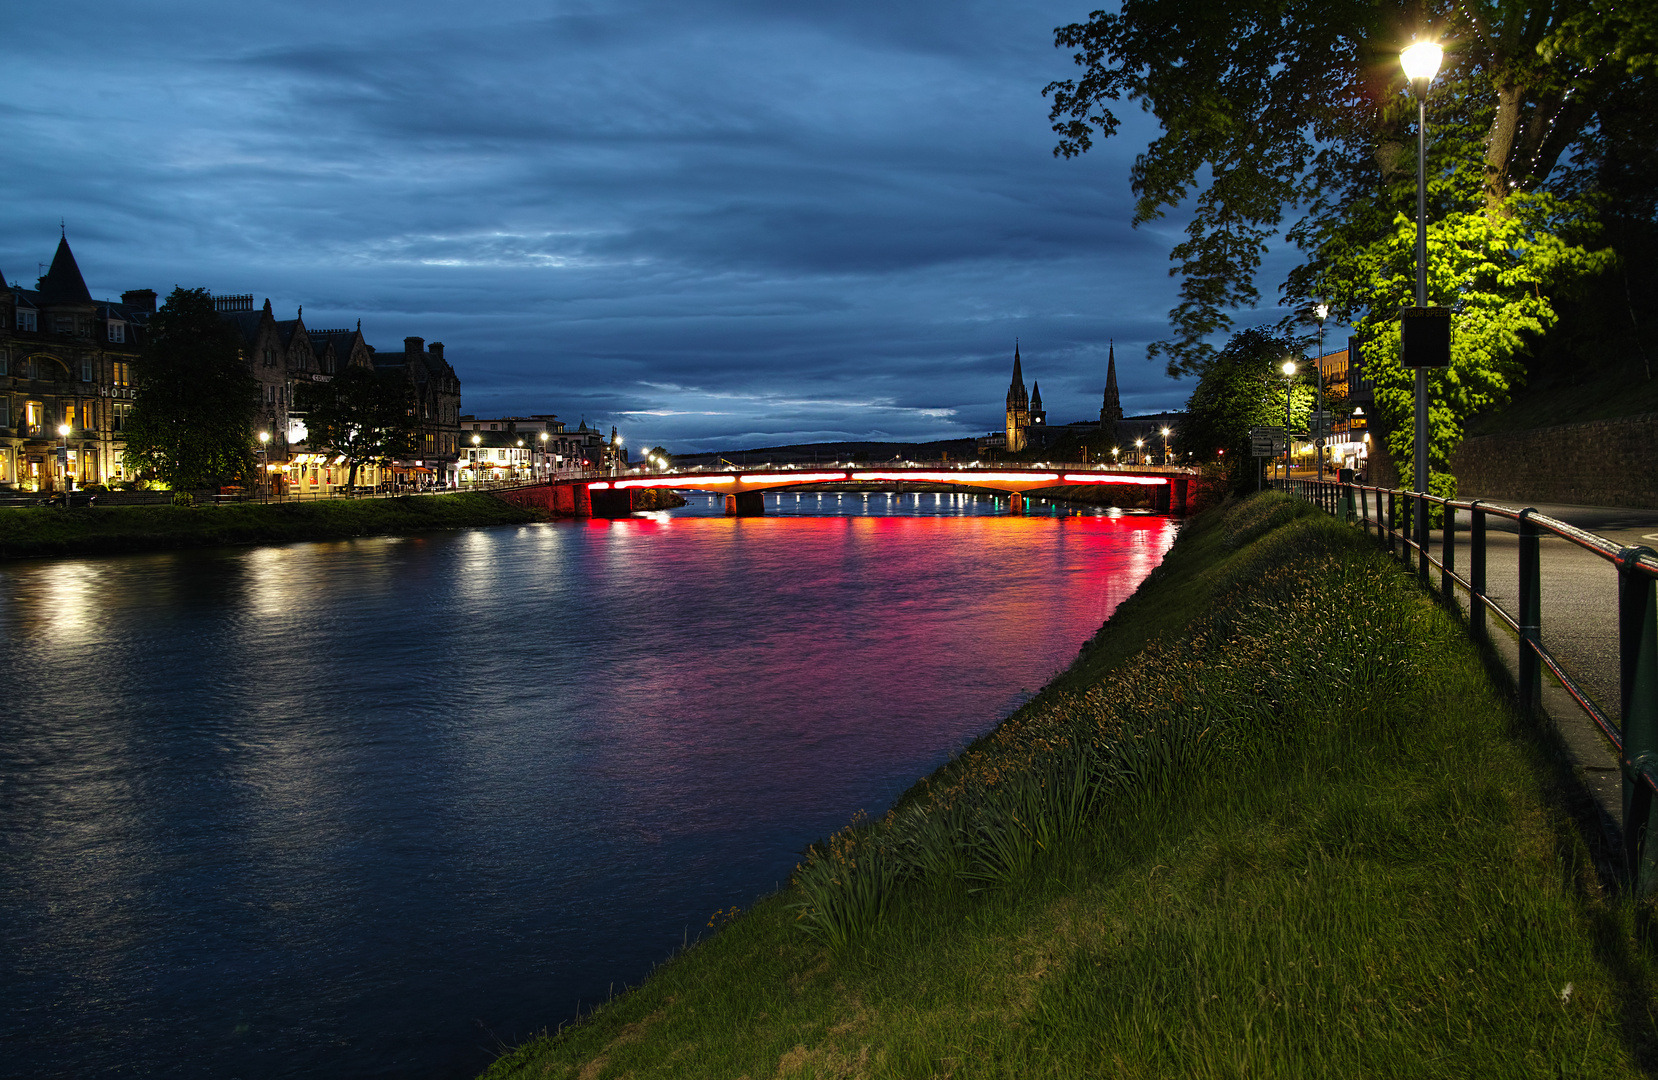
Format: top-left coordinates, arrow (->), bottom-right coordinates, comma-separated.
1134,437 -> 1144,466
1402,38 -> 1443,553
1160,426 -> 1171,466
539,431 -> 549,480
258,430 -> 271,499
57,423 -> 71,493
1313,302 -> 1329,481
1281,359 -> 1297,481
1112,446 -> 1120,465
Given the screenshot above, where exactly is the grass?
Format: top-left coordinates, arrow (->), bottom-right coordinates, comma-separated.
482,493 -> 1658,1079
0,492 -> 547,559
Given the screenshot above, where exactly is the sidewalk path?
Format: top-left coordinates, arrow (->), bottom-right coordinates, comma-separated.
1355,495 -> 1658,855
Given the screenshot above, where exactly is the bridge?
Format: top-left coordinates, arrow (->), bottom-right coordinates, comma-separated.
499,465 -> 1199,517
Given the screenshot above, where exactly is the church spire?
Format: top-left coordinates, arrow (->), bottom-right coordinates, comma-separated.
1100,340 -> 1124,433
1030,381 -> 1042,411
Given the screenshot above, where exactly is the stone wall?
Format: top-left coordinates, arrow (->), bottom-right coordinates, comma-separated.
1449,413 -> 1658,508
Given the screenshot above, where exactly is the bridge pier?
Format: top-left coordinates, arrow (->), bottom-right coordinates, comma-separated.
1007,494 -> 1025,516
556,483 -> 592,517
725,491 -> 765,516
1172,477 -> 1188,514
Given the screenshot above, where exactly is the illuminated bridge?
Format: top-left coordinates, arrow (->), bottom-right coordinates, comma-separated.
499,465 -> 1199,517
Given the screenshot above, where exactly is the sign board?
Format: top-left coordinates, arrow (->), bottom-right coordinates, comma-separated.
1402,307 -> 1452,368
1249,427 -> 1285,457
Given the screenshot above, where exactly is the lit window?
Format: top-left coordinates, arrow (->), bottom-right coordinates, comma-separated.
108,321 -> 126,343
112,361 -> 129,386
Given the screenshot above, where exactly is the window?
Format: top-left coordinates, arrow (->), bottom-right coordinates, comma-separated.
0,398 -> 8,427
113,402 -> 131,431
0,353 -> 7,376
108,321 -> 125,343
112,361 -> 129,386
81,359 -> 93,382
54,316 -> 73,336
17,310 -> 36,332
25,358 -> 37,380
65,404 -> 76,429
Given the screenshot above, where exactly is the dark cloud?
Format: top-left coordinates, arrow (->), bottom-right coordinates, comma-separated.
0,0 -> 1312,451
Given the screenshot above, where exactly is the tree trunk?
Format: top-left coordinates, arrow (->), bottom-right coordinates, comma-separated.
1484,83 -> 1522,217
348,460 -> 360,492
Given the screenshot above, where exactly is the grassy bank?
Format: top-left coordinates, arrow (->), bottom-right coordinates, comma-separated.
485,494 -> 1656,1078
0,492 -> 546,559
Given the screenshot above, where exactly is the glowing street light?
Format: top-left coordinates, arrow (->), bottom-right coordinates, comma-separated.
1403,36 -> 1444,563
1281,360 -> 1297,481
1160,426 -> 1171,465
57,423 -> 70,492
258,430 -> 271,499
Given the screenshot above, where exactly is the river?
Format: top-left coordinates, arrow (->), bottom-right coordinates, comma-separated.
0,492 -> 1177,1078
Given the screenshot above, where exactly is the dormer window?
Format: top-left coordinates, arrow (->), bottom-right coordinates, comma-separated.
17,310 -> 36,332
108,321 -> 126,343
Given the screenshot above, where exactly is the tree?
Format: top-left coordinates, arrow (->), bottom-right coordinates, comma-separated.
295,365 -> 418,490
1044,0 -> 1654,493
123,287 -> 259,491
1176,328 -> 1314,492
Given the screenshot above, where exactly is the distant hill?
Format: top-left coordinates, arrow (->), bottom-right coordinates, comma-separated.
671,438 -> 979,467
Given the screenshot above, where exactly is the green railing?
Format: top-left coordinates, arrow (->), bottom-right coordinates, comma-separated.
1279,477 -> 1658,895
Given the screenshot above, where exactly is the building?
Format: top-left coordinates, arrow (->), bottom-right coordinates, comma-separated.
458,414 -> 627,478
1099,341 -> 1124,444
1313,336 -> 1373,474
0,235 -> 148,491
372,337 -> 463,488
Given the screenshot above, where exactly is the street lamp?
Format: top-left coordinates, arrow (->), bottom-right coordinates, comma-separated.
1281,359 -> 1296,482
57,423 -> 71,493
258,430 -> 271,499
1134,437 -> 1144,465
1313,302 -> 1329,481
539,431 -> 549,480
1402,38 -> 1442,519
1160,426 -> 1171,466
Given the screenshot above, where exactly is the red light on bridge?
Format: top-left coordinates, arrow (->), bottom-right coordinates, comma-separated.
739,472 -> 848,484
1061,473 -> 1168,486
851,471 -> 1061,484
590,482 -> 611,490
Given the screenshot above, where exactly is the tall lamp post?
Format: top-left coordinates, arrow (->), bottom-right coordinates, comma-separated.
1160,426 -> 1171,465
57,423 -> 71,494
1134,437 -> 1144,465
258,430 -> 270,500
1281,359 -> 1296,482
1402,39 -> 1443,559
1313,303 -> 1328,480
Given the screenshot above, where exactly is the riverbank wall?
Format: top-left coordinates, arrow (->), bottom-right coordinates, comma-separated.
484,494 -> 1649,1078
0,492 -> 546,559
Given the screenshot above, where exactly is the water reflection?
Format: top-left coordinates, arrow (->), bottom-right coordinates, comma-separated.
0,503 -> 1176,1078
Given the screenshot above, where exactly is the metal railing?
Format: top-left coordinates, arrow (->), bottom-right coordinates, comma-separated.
1277,477 -> 1658,893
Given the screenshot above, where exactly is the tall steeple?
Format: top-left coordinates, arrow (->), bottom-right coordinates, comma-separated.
37,235 -> 93,305
1005,342 -> 1030,452
1100,340 -> 1123,435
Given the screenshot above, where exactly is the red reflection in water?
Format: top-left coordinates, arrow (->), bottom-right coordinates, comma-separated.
555,513 -> 1178,838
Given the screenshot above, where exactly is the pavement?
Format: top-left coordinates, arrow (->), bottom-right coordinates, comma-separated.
1354,495 -> 1658,865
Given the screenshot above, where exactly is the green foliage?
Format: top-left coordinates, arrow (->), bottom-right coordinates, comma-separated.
170,492 -> 195,508
296,365 -> 418,488
1043,0 -> 1654,481
1175,328 -> 1316,491
122,287 -> 258,490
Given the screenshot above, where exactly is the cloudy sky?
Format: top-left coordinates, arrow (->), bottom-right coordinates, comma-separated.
2,0 -> 1308,452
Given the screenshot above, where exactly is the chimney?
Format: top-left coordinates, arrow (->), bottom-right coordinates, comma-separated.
121,289 -> 157,312
429,342 -> 444,361
404,336 -> 424,356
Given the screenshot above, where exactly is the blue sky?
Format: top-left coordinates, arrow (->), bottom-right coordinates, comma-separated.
1,0 -> 1309,452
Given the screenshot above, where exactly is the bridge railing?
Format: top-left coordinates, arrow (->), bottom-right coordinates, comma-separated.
1275,477 -> 1658,893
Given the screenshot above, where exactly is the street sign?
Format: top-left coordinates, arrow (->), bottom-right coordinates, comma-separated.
1249,427 -> 1285,457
